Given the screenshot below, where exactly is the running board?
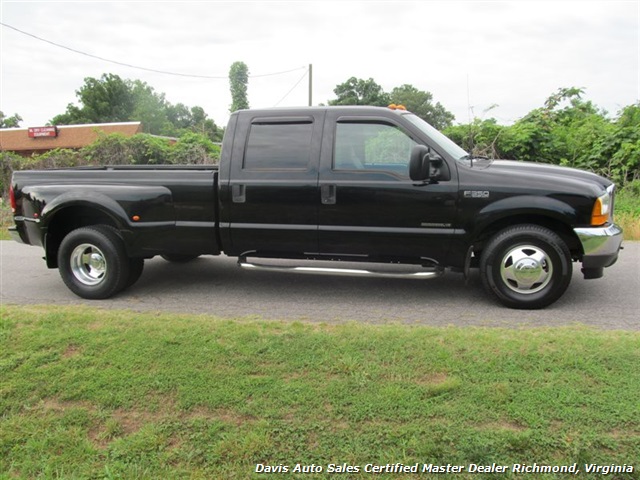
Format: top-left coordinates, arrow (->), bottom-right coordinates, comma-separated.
238,257 -> 444,280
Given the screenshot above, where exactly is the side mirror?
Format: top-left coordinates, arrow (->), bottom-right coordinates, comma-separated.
409,145 -> 430,181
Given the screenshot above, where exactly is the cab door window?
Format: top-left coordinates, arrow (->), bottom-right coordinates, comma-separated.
333,122 -> 417,177
244,121 -> 313,170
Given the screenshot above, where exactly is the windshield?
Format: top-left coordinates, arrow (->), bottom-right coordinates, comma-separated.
403,114 -> 468,160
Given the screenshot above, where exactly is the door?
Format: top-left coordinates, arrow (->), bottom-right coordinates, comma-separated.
225,113 -> 323,256
318,112 -> 458,264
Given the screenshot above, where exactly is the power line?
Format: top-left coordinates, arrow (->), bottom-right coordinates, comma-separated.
0,22 -> 306,79
273,68 -> 309,107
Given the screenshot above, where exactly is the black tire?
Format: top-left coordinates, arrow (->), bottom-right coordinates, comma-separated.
57,226 -> 130,299
480,224 -> 572,309
125,258 -> 145,289
161,254 -> 199,263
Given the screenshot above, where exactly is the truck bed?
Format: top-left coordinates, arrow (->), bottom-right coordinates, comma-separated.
11,165 -> 221,258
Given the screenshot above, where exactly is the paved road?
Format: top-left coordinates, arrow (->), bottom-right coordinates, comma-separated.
1,241 -> 638,330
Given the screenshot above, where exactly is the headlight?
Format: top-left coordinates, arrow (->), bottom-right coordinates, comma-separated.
591,189 -> 612,226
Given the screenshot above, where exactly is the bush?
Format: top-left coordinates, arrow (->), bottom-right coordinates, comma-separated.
125,134 -> 172,165
31,148 -> 82,169
444,92 -> 639,187
169,132 -> 220,164
1,132 -> 221,202
616,180 -> 640,216
0,151 -> 24,198
82,133 -> 130,165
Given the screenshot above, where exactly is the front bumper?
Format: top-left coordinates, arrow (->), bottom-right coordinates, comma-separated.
574,223 -> 623,277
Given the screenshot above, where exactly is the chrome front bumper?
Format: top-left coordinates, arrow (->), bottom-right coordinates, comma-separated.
574,223 -> 623,275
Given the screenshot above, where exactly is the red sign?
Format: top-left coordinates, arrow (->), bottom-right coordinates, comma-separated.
28,126 -> 58,138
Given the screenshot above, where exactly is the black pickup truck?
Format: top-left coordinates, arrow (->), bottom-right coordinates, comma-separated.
9,106 -> 623,309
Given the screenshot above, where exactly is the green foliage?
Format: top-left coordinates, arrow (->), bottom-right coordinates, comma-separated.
27,148 -> 81,169
0,151 -> 25,197
169,132 -> 221,165
50,73 -> 223,142
1,305 -> 640,478
328,78 -> 454,129
1,133 -> 219,198
52,73 -> 135,125
229,61 -> 250,112
120,134 -> 173,165
444,118 -> 507,158
390,84 -> 454,129
444,88 -> 640,186
364,126 -> 416,166
130,80 -> 173,135
1,149 -> 84,198
81,133 -> 130,165
79,133 -> 218,166
616,181 -> 640,215
328,77 -> 391,107
0,111 -> 23,128
600,104 -> 640,184
167,104 -> 223,142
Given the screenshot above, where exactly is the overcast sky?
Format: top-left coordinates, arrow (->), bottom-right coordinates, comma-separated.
1,0 -> 638,130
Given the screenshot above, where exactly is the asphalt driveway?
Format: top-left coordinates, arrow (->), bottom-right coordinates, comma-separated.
1,241 -> 638,330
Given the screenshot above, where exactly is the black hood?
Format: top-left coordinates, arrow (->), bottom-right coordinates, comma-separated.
470,159 -> 612,193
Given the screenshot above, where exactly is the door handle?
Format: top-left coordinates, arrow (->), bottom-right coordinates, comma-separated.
232,184 -> 246,203
321,184 -> 336,205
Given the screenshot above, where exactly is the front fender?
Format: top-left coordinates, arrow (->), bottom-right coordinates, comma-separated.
471,195 -> 578,237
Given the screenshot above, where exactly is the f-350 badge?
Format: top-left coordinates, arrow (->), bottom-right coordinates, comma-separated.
464,190 -> 490,198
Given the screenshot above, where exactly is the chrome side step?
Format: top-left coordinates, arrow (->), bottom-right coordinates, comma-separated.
238,256 -> 444,280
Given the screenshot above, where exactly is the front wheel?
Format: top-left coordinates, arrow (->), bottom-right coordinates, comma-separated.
58,226 -> 130,299
480,225 -> 572,309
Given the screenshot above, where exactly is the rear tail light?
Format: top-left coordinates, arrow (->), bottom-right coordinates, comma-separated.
9,185 -> 17,213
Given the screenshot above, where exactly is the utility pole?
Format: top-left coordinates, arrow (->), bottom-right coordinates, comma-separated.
308,64 -> 313,106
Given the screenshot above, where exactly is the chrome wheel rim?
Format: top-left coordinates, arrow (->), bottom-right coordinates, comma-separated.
500,245 -> 552,294
70,243 -> 107,286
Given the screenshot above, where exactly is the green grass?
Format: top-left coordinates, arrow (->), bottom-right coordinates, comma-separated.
1,305 -> 638,479
616,186 -> 640,240
0,201 -> 10,241
616,185 -> 640,217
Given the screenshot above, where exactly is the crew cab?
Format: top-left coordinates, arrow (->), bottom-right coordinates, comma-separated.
9,106 -> 623,308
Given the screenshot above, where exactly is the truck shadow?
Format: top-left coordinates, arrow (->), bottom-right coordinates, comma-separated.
115,255 -> 624,327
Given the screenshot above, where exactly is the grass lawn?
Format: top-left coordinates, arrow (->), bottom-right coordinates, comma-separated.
0,305 -> 638,479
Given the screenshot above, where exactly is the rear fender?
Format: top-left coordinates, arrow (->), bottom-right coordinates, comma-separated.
35,185 -> 174,229
26,185 -> 174,267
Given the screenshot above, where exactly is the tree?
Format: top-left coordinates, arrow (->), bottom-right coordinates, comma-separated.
389,84 -> 454,129
189,106 -> 223,142
130,80 -> 172,135
52,73 -> 135,125
49,73 -> 222,142
597,103 -> 640,184
328,77 -> 390,106
327,78 -> 454,129
500,87 -> 606,164
0,111 -> 23,128
442,87 -> 639,185
444,118 -> 506,157
229,61 -> 250,112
